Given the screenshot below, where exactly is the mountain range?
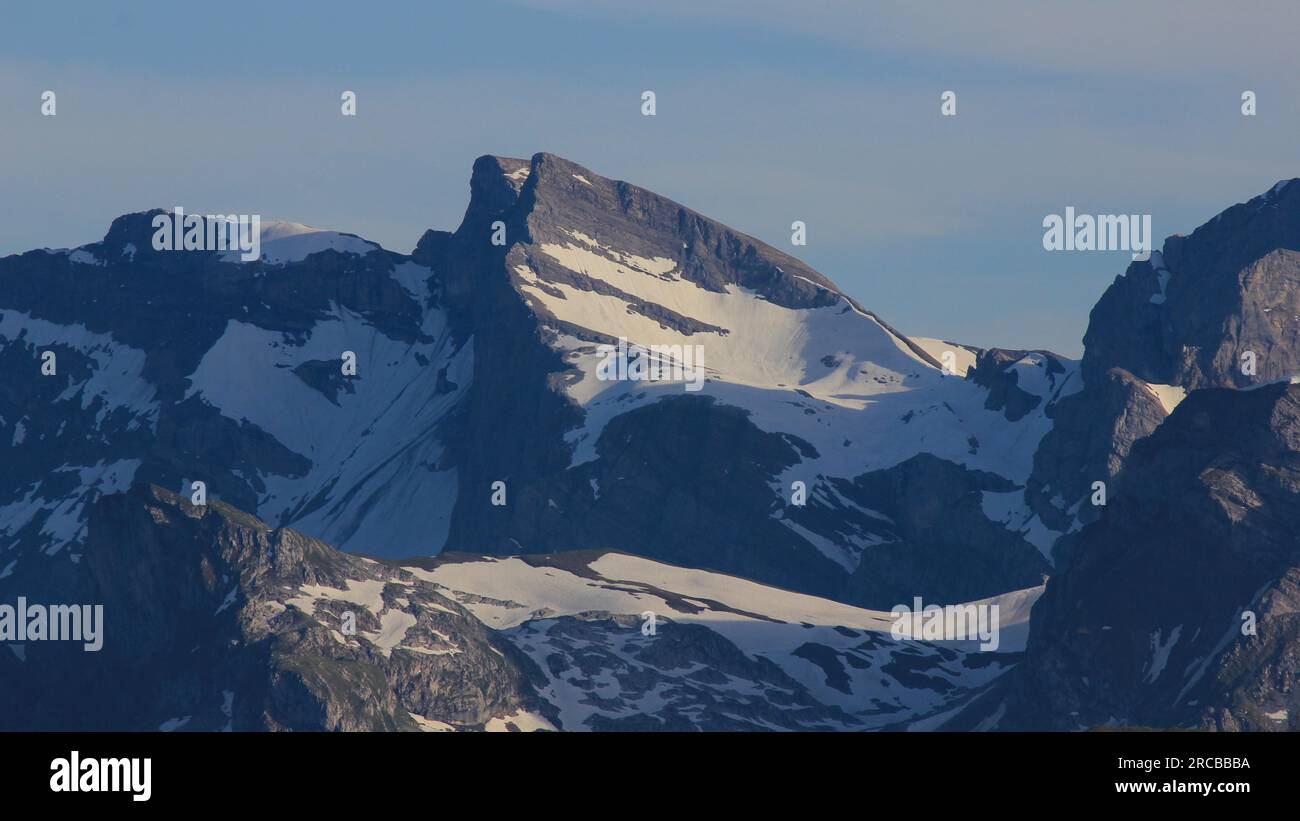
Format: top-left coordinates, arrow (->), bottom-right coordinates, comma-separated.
2,153 -> 1298,731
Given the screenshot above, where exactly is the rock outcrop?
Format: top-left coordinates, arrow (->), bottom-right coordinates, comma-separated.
0,484 -> 546,731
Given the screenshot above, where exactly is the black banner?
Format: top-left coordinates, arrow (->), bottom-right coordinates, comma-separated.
1,730 -> 1281,808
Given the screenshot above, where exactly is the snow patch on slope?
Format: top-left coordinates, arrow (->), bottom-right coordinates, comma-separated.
508,228 -> 1080,564
184,268 -> 468,557
220,221 -> 379,265
0,310 -> 159,430
410,552 -> 1042,729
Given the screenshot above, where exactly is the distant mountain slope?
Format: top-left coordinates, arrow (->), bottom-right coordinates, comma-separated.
0,485 -> 1039,731
401,549 -> 1040,730
7,159 -> 1300,732
0,211 -> 465,581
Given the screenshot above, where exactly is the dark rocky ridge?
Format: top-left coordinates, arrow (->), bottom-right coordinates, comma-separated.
0,487 -> 1011,732
1025,179 -> 1300,551
1025,367 -> 1168,538
991,383 -> 1300,730
939,178 -> 1300,729
1084,179 -> 1300,390
0,484 -> 546,730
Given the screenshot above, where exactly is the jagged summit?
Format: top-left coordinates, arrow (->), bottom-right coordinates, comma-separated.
432,151 -> 938,367
1024,175 -> 1300,544
1084,176 -> 1300,389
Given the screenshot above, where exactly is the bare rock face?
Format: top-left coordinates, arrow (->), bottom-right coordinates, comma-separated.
985,179 -> 1300,730
836,454 -> 1050,608
0,485 -> 546,731
996,383 -> 1300,730
1024,180 -> 1300,544
1083,179 -> 1300,390
968,348 -> 1069,423
1025,367 -> 1168,541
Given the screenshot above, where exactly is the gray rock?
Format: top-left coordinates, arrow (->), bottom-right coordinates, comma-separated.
0,485 -> 546,731
994,384 -> 1300,730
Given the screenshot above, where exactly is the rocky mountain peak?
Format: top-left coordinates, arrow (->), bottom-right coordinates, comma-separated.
1083,178 -> 1300,390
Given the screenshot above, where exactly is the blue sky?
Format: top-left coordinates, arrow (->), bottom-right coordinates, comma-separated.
3,1 -> 1298,355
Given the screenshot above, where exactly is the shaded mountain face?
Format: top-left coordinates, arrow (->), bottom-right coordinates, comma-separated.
0,152 -> 1071,611
0,484 -> 544,731
0,484 -> 1035,731
992,384 -> 1300,731
943,180 -> 1300,732
1084,180 -> 1300,390
0,213 -> 465,580
1023,180 -> 1300,545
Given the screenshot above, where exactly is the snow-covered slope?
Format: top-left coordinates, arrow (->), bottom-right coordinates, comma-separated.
220,220 -> 380,265
524,228 -> 1074,484
0,209 -> 466,585
404,550 -> 1042,730
182,263 -> 469,555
